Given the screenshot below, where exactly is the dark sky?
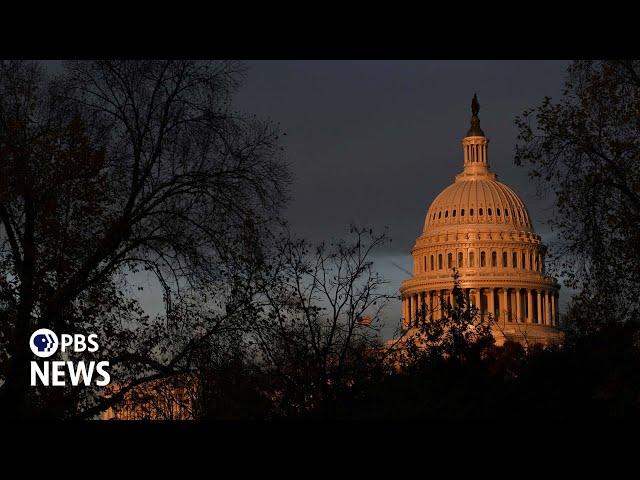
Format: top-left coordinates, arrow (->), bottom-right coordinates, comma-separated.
232,61 -> 571,335
233,61 -> 568,247
43,60 -> 572,337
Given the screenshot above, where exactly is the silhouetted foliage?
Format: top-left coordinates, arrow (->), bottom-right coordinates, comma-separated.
243,226 -> 394,418
0,60 -> 289,418
397,270 -> 495,368
516,60 -> 640,329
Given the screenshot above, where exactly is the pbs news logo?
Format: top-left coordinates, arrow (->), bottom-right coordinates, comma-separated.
29,328 -> 110,387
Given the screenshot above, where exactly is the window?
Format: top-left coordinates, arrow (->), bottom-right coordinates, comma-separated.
445,210 -> 448,218
438,254 -> 443,270
438,212 -> 441,219
452,209 -> 456,217
461,209 -> 465,217
505,209 -> 509,217
535,255 -> 539,271
502,251 -> 507,267
424,256 -> 427,272
479,208 -> 484,216
430,255 -> 434,270
458,252 -> 463,268
529,253 -> 533,270
512,252 -> 517,268
470,208 -> 474,216
488,208 -> 492,216
522,252 -> 526,269
491,251 -> 497,267
447,253 -> 452,269
480,251 -> 486,267
497,208 -> 501,216
469,251 -> 475,267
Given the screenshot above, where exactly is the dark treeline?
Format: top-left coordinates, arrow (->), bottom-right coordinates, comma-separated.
1,60 -> 639,420
179,275 -> 640,420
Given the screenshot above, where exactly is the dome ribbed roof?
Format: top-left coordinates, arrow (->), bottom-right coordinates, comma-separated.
422,94 -> 533,234
424,178 -> 532,232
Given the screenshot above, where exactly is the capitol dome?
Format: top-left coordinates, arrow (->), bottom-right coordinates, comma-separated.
400,95 -> 561,346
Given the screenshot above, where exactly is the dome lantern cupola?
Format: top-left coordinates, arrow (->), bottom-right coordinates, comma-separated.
460,94 -> 493,180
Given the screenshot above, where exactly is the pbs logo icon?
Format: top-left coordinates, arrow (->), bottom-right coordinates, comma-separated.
30,328 -> 59,358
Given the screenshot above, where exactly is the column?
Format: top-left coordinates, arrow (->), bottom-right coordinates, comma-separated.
429,291 -> 434,321
442,290 -> 447,318
527,289 -> 533,323
422,291 -> 428,323
502,289 -> 509,322
411,294 -> 418,326
475,289 -> 481,315
551,292 -> 556,326
545,291 -> 552,326
536,290 -> 542,324
442,290 -> 448,319
515,289 -> 521,322
431,291 -> 436,320
487,288 -> 495,320
434,290 -> 438,321
402,296 -> 408,327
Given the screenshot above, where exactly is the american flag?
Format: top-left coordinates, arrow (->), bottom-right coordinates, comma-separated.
356,315 -> 373,327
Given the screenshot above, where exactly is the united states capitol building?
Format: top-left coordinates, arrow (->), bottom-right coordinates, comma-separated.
400,96 -> 562,346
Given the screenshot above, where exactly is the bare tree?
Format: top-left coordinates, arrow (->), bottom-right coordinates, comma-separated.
0,60 -> 290,418
244,226 -> 394,417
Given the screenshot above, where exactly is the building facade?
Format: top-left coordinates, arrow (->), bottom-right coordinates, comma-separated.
102,375 -> 197,420
400,96 -> 561,346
